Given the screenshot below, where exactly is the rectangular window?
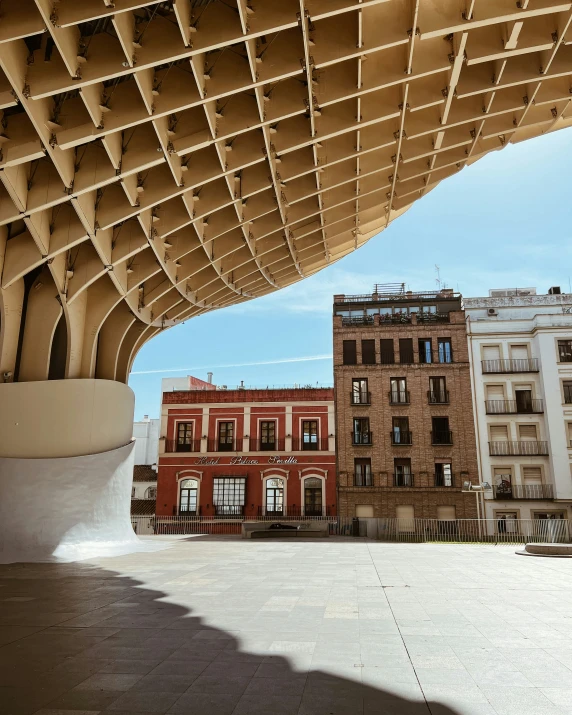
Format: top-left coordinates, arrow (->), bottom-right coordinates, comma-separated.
212,477 -> 246,516
392,417 -> 411,444
302,420 -> 318,450
353,417 -> 371,445
218,421 -> 234,451
176,422 -> 194,452
380,339 -> 394,365
260,421 -> 276,450
490,425 -> 509,441
558,340 -> 572,362
352,378 -> 369,405
432,417 -> 451,444
343,340 -> 357,365
565,381 -> 572,404
437,338 -> 453,363
519,424 -> 537,440
361,339 -> 376,364
394,459 -> 413,487
515,389 -> 533,413
355,458 -> 372,486
418,338 -> 432,364
429,376 -> 447,403
399,338 -> 414,364
396,505 -> 415,532
435,462 -> 452,487
390,377 -> 408,403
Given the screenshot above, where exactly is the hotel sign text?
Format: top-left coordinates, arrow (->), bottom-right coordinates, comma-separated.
194,455 -> 299,466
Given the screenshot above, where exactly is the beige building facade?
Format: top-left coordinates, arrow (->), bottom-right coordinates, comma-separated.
465,288 -> 572,526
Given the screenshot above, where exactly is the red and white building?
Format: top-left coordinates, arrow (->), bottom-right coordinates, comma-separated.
157,379 -> 336,517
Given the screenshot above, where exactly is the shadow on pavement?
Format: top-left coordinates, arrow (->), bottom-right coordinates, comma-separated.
0,557 -> 463,715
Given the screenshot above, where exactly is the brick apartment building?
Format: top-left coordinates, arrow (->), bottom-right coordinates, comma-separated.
334,285 -> 479,521
157,381 -> 336,517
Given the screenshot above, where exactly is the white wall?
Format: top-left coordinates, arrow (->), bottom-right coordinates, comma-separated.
466,293 -> 572,519
132,418 -> 160,465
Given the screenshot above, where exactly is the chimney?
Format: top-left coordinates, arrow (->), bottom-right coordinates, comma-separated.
207,372 -> 213,384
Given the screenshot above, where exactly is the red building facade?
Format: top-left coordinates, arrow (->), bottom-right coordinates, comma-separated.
157,386 -> 336,517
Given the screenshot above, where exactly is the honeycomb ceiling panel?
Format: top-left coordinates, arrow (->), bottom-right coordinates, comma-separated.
0,0 -> 571,383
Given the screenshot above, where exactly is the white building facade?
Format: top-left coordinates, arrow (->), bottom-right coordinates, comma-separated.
465,288 -> 572,525
132,416 -> 160,466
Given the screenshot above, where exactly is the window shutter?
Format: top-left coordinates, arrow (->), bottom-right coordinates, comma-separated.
522,467 -> 542,484
486,385 -> 504,399
342,340 -> 357,365
396,505 -> 414,532
483,346 -> 500,360
490,425 -> 508,441
511,345 -> 529,359
361,339 -> 376,364
380,339 -> 394,364
519,424 -> 537,440
437,506 -> 456,521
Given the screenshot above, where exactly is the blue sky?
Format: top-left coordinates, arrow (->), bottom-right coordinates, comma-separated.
130,129 -> 572,419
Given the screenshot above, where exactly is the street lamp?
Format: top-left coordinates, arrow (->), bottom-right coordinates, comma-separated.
462,481 -> 492,537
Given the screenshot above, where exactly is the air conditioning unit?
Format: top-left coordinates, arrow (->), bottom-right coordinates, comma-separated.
487,308 -> 498,316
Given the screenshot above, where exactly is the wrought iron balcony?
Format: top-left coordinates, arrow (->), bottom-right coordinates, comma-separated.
352,432 -> 373,446
428,390 -> 449,404
394,473 -> 414,487
354,471 -> 373,487
434,473 -> 455,487
417,312 -> 450,323
485,399 -> 544,414
431,430 -> 453,445
389,390 -> 410,404
208,439 -> 236,452
249,438 -> 286,452
391,430 -> 413,445
489,441 -> 549,456
291,437 -> 330,451
493,484 -> 554,500
379,313 -> 412,325
165,439 -> 201,453
342,315 -> 374,326
350,391 -> 371,405
481,358 -> 539,373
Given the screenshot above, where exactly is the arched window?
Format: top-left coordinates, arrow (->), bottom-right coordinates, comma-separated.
179,478 -> 199,515
265,478 -> 284,516
145,486 -> 157,499
304,477 -> 322,516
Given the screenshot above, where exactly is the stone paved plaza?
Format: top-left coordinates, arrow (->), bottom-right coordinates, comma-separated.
2,537 -> 572,715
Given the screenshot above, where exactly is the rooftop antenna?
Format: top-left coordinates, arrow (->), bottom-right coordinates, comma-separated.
435,264 -> 442,291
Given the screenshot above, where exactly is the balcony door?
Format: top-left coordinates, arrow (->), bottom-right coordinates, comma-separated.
515,389 -> 532,413
179,479 -> 199,515
260,421 -> 276,450
352,378 -> 368,404
429,377 -> 447,403
302,420 -> 318,450
265,478 -> 284,516
392,417 -> 409,444
394,459 -> 412,486
218,422 -> 234,451
304,477 -> 323,516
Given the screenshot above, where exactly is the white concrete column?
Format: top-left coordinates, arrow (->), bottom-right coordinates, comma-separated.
285,405 -> 293,452
201,406 -> 209,452
243,406 -> 251,451
0,379 -> 138,562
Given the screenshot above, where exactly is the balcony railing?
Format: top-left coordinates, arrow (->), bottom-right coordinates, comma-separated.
432,430 -> 453,445
351,391 -> 371,405
417,312 -> 450,323
394,473 -> 414,487
249,438 -> 286,452
485,399 -> 544,414
391,430 -> 412,445
489,441 -> 549,456
428,390 -> 449,404
213,505 -> 244,516
434,473 -> 455,487
342,316 -> 374,326
291,437 -> 330,451
207,439 -> 235,452
482,358 -> 539,373
352,431 -> 373,445
389,390 -> 410,404
493,484 -> 554,500
379,314 -> 412,325
165,439 -> 201,453
354,471 -> 373,487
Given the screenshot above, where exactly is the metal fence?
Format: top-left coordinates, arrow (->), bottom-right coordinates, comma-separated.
131,516 -> 571,544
